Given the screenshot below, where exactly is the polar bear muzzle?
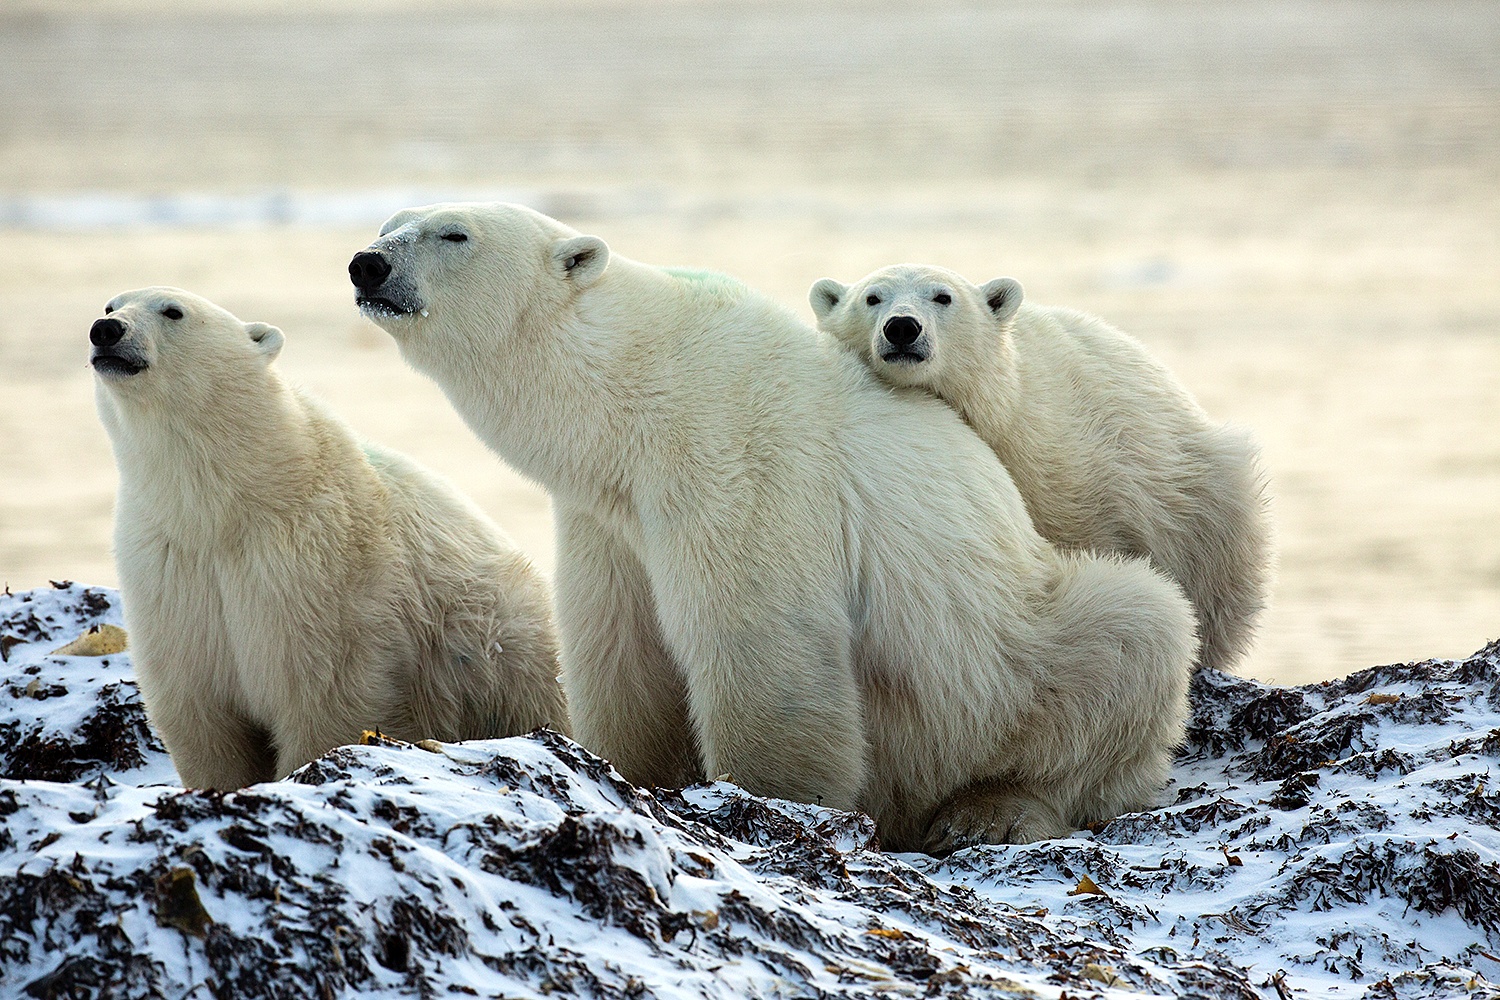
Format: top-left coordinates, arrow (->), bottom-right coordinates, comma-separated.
349,250 -> 424,319
879,315 -> 930,364
348,250 -> 391,290
89,317 -> 147,377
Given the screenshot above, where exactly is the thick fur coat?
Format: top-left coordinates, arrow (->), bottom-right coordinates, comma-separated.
92,288 -> 566,789
812,265 -> 1274,674
351,206 -> 1197,850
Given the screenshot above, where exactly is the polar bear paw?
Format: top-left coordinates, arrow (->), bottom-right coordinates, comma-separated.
921,780 -> 1071,854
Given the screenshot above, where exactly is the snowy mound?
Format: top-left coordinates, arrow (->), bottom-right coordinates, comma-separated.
2,583 -> 1498,999
0,582 -> 173,786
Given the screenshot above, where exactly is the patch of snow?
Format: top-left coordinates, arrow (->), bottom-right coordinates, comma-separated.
2,583 -> 1498,998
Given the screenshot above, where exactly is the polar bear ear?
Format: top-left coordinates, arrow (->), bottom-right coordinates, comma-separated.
553,235 -> 610,289
378,209 -> 418,237
246,322 -> 284,362
808,279 -> 848,322
980,278 -> 1023,323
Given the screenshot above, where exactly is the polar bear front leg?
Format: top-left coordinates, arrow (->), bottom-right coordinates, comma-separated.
130,620 -> 278,790
643,531 -> 869,812
147,696 -> 278,791
271,708 -> 371,781
553,503 -> 702,789
921,779 -> 1072,853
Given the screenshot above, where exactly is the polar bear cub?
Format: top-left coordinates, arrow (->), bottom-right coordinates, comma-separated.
811,265 -> 1273,675
90,287 -> 567,790
350,203 -> 1197,850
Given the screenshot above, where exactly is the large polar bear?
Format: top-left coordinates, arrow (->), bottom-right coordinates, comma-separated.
90,288 -> 567,790
349,204 -> 1196,850
811,265 -> 1273,675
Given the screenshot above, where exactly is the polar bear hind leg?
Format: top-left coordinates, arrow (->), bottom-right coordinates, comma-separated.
923,549 -> 1195,849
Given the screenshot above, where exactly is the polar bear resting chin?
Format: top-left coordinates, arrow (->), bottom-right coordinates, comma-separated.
351,204 -> 1197,852
811,264 -> 1273,675
92,287 -> 567,790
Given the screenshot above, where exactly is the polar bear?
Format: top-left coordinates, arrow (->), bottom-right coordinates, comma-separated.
348,204 -> 1196,851
811,265 -> 1273,675
90,287 -> 567,790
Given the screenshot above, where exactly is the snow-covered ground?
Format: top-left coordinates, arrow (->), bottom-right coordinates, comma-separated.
2,582 -> 1498,999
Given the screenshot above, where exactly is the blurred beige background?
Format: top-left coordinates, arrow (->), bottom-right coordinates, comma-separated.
2,0 -> 1498,683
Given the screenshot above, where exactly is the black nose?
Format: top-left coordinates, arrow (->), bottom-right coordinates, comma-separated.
348,251 -> 392,291
883,315 -> 922,349
90,317 -> 125,347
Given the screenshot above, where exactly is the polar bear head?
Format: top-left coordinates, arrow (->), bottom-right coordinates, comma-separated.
89,287 -> 284,407
809,264 -> 1022,389
348,202 -> 610,370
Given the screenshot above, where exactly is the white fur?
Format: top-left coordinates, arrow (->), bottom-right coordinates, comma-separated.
812,264 -> 1274,675
354,205 -> 1196,850
93,287 -> 566,790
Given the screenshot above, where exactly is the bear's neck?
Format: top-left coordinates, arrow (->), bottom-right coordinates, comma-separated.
417,297 -> 660,525
409,258 -> 741,532
106,374 -> 326,519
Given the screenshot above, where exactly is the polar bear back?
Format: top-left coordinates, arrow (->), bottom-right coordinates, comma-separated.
999,303 -> 1221,550
998,305 -> 1272,673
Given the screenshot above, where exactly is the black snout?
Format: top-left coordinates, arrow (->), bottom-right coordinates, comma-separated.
90,317 -> 125,347
883,315 -> 922,349
348,251 -> 392,291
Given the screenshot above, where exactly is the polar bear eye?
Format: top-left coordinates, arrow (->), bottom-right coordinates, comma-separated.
865,294 -> 881,306
933,292 -> 952,306
440,232 -> 468,243
161,306 -> 184,320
